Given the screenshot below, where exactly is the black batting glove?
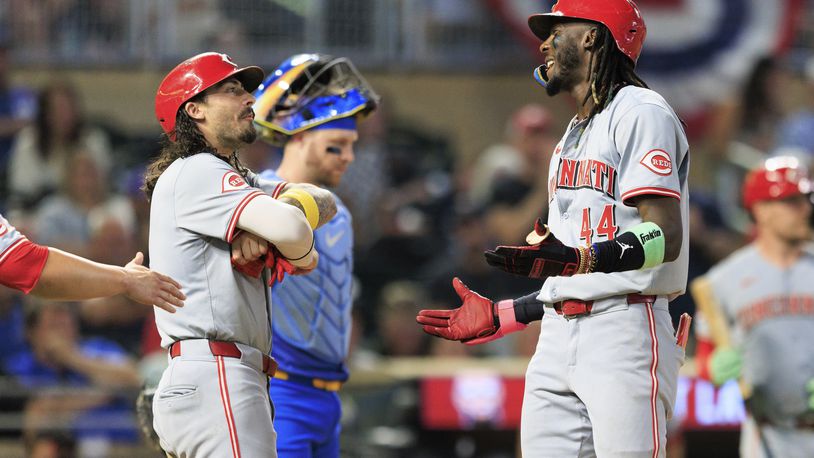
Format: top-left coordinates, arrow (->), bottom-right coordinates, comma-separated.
484,218 -> 586,279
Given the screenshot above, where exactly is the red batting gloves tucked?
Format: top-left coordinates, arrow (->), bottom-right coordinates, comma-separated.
231,246 -> 296,286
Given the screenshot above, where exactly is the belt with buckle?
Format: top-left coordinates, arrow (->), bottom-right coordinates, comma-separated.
169,340 -> 278,377
273,369 -> 343,392
553,294 -> 657,319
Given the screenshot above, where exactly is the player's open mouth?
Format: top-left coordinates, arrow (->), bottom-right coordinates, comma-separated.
545,59 -> 554,76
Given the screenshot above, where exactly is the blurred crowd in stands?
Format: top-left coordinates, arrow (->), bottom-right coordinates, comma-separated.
0,24 -> 814,455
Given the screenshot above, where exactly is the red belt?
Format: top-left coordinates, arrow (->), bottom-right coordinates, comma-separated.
169,340 -> 278,377
553,294 -> 657,319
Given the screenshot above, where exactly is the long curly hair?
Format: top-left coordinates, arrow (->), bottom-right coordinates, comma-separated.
142,95 -> 250,200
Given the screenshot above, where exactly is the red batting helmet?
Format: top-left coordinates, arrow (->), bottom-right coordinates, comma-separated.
528,0 -> 647,64
742,156 -> 812,210
155,52 -> 264,140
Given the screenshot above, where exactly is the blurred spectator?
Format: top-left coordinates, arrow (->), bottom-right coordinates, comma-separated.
341,103 -> 456,338
375,281 -> 432,357
8,82 -> 111,211
714,57 -> 790,234
336,106 -> 391,250
78,215 -> 147,356
0,42 -> 37,204
775,53 -> 814,168
425,206 -> 541,357
737,56 -> 787,154
469,104 -> 557,244
4,300 -> 140,445
469,104 -> 554,203
0,286 -> 27,365
52,0 -> 127,59
34,151 -> 135,258
25,429 -> 77,458
218,0 -> 306,49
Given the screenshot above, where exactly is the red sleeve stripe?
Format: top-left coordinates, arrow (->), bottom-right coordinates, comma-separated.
0,238 -> 49,294
226,191 -> 265,243
621,187 -> 681,202
0,237 -> 29,265
271,181 -> 287,199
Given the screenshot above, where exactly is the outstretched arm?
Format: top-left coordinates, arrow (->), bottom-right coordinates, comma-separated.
31,250 -> 185,313
416,278 -> 543,345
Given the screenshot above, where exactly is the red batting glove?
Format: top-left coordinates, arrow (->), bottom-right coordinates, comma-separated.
232,258 -> 265,278
266,248 -> 297,286
416,277 -> 527,344
484,217 -> 583,279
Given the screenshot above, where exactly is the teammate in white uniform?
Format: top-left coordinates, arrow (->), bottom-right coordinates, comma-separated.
145,52 -> 336,458
692,157 -> 814,458
0,212 -> 183,309
417,1 -> 691,456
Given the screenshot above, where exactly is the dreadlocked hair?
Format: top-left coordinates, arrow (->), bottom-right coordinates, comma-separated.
583,25 -> 649,122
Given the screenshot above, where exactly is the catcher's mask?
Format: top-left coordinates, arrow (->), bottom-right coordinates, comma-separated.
252,54 -> 379,145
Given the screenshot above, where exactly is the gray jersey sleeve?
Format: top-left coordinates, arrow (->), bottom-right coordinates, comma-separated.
173,155 -> 266,243
613,103 -> 685,205
251,174 -> 288,198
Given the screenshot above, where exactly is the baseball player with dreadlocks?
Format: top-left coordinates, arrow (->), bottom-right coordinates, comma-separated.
692,157 -> 814,458
416,0 -> 691,456
145,52 -> 336,457
230,53 -> 378,458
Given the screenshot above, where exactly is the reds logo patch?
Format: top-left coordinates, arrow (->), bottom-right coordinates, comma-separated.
0,222 -> 7,237
640,149 -> 672,176
222,171 -> 249,193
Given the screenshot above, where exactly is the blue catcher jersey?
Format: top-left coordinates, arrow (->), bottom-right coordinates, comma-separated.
260,170 -> 354,381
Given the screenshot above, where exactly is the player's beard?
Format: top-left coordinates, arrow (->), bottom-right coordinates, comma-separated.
545,40 -> 581,97
238,124 -> 257,144
217,122 -> 257,150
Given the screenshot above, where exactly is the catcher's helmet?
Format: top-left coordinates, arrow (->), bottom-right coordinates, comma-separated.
155,52 -> 264,140
742,156 -> 812,210
252,54 -> 379,144
528,0 -> 647,64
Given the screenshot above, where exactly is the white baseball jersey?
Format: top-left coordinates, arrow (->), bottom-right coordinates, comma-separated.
537,85 -> 690,311
702,244 -> 814,449
521,86 -> 689,458
149,153 -> 274,353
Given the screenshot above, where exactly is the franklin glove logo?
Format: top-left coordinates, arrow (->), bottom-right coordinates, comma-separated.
639,228 -> 662,244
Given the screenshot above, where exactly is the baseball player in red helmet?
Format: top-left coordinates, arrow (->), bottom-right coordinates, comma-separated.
692,156 -> 814,457
145,52 -> 337,457
417,0 -> 691,456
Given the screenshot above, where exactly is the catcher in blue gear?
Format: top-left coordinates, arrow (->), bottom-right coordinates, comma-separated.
249,53 -> 378,458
